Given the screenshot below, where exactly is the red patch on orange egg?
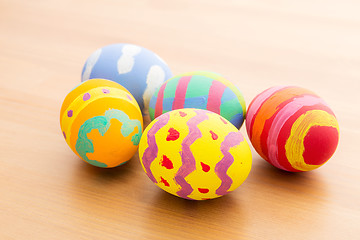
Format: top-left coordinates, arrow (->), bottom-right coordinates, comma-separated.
160,155 -> 174,169
166,128 -> 180,141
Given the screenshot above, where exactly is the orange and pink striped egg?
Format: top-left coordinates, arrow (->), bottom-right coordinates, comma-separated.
246,86 -> 339,172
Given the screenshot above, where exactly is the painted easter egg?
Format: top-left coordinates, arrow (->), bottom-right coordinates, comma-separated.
149,71 -> 246,129
246,86 -> 339,172
81,43 -> 173,113
139,108 -> 252,200
60,79 -> 143,168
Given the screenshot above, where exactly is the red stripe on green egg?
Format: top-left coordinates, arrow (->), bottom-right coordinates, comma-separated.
154,81 -> 167,118
172,76 -> 192,109
150,71 -> 246,128
207,80 -> 227,114
181,76 -> 212,110
184,75 -> 213,99
150,76 -> 181,119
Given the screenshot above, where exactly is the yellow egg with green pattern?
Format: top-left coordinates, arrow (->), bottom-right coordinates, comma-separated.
60,79 -> 143,168
139,108 -> 252,200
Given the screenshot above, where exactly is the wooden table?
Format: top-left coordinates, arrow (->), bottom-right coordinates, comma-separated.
1,1 -> 359,239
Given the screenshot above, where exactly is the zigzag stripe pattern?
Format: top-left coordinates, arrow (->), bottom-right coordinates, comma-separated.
142,113 -> 170,183
215,131 -> 244,195
174,110 -> 208,200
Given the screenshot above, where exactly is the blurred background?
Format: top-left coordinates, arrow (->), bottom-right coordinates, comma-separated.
2,1 -> 359,101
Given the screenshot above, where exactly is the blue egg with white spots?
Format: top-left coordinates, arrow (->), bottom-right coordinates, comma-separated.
81,43 -> 173,113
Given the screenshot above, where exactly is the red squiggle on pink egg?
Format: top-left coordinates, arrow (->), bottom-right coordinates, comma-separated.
207,80 -> 227,114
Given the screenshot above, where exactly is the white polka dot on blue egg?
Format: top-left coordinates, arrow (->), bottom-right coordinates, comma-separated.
81,43 -> 173,114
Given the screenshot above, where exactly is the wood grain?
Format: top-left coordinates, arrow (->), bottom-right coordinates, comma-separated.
0,0 -> 359,239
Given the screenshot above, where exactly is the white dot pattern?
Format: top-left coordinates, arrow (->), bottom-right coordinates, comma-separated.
117,44 -> 142,74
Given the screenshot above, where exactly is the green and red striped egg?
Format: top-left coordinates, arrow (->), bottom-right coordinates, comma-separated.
139,108 -> 252,200
246,86 -> 339,172
149,71 -> 246,129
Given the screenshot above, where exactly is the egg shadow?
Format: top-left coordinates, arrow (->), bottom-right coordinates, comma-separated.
73,155 -> 136,183
66,151 -> 146,206
153,188 -> 240,215
140,182 -> 248,239
249,156 -> 331,198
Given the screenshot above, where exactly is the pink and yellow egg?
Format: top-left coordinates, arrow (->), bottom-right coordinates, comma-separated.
246,86 -> 339,172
